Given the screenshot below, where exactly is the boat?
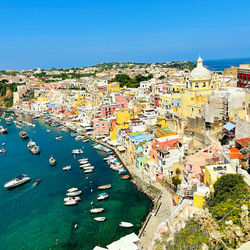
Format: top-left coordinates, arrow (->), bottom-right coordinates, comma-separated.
6,121 -> 11,126
4,174 -> 31,189
80,163 -> 91,167
71,132 -> 79,137
75,135 -> 84,141
119,222 -> 134,228
66,190 -> 82,196
72,149 -> 84,155
0,126 -> 8,134
84,169 -> 93,174
27,140 -> 40,154
46,130 -> 51,133
63,166 -> 71,171
90,208 -> 104,214
94,217 -> 106,222
49,155 -> 56,166
33,179 -> 41,186
119,168 -> 127,175
82,166 -> 94,170
64,200 -> 77,206
0,148 -> 7,153
55,136 -> 63,140
98,184 -> 112,190
33,115 -> 41,119
122,175 -> 130,180
64,197 -> 81,202
82,139 -> 90,143
19,131 -> 29,139
78,158 -> 88,162
67,187 -> 78,192
97,193 -> 109,201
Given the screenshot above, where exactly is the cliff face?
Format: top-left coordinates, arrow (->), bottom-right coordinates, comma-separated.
0,88 -> 13,107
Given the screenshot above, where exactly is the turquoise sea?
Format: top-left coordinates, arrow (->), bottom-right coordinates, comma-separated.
0,112 -> 151,250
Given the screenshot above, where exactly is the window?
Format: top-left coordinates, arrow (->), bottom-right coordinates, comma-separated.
203,82 -> 206,87
195,82 -> 199,88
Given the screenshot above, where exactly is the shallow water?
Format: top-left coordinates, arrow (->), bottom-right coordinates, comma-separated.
0,112 -> 151,250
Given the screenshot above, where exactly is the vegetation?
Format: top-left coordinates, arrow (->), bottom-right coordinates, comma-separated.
158,75 -> 166,80
110,73 -> 153,88
175,168 -> 181,175
172,176 -> 181,190
206,174 -> 249,224
155,219 -> 209,250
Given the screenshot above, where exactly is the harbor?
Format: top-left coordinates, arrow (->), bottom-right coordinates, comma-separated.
0,111 -> 152,250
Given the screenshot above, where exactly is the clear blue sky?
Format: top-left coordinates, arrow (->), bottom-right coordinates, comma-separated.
0,0 -> 250,69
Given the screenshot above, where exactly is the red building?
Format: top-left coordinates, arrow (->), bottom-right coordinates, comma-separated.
237,66 -> 250,88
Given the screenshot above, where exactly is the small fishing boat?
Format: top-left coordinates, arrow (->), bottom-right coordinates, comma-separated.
119,168 -> 127,175
66,190 -> 82,197
82,139 -> 90,143
55,136 -> 63,140
19,131 -> 29,139
94,217 -> 106,222
0,148 -> 7,153
4,174 -> 31,189
0,126 -> 8,134
49,155 -> 56,166
72,149 -> 84,155
82,166 -> 94,170
80,163 -> 91,168
97,193 -> 109,201
67,187 -> 78,192
63,166 -> 71,171
84,169 -> 93,174
122,175 -> 130,180
71,132 -> 79,137
78,158 -> 88,162
64,197 -> 81,202
98,184 -> 112,190
64,200 -> 77,206
46,130 -> 51,133
33,179 -> 41,186
90,208 -> 104,214
6,121 -> 11,126
75,135 -> 84,141
119,222 -> 134,228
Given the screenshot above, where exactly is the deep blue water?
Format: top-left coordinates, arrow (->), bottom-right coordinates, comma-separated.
204,57 -> 250,71
0,112 -> 151,250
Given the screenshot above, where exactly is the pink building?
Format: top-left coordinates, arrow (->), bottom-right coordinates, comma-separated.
115,95 -> 130,108
100,104 -> 120,118
93,119 -> 109,137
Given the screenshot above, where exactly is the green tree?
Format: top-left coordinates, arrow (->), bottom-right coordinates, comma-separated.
172,176 -> 181,190
175,168 -> 181,175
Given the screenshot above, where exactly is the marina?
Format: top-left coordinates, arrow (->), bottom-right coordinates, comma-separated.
0,111 -> 151,250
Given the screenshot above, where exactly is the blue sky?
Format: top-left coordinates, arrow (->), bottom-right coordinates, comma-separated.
0,0 -> 250,69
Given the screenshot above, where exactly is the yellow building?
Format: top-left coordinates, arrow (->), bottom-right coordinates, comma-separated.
110,124 -> 129,141
224,66 -> 238,76
37,96 -> 47,103
116,108 -> 133,125
74,94 -> 85,108
193,192 -> 206,208
107,82 -> 120,94
203,164 -> 236,191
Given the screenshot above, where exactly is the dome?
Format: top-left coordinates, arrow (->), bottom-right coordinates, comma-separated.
190,56 -> 211,80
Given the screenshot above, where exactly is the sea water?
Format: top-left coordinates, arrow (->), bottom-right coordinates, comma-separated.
0,112 -> 151,250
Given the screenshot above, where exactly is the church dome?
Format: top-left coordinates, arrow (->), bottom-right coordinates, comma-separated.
190,56 -> 211,80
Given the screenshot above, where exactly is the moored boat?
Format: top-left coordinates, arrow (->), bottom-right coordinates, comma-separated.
84,169 -> 93,174
27,140 -> 40,154
64,197 -> 81,202
94,217 -> 106,222
97,193 -> 109,201
122,175 -> 130,180
119,222 -> 134,228
55,136 -> 63,140
63,166 -> 71,171
0,148 -> 7,153
19,131 -> 29,139
67,187 -> 78,192
49,155 -> 56,166
33,179 -> 41,186
98,184 -> 112,190
66,190 -> 82,196
90,208 -> 104,214
64,200 -> 77,206
72,149 -> 84,155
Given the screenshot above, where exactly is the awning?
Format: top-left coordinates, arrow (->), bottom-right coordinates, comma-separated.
223,122 -> 236,131
117,146 -> 126,152
108,140 -> 119,146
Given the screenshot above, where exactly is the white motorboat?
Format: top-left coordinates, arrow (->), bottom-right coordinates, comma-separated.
94,217 -> 106,222
64,197 -> 81,202
0,126 -> 8,134
66,190 -> 82,197
80,163 -> 91,167
4,174 -> 31,189
64,200 -> 77,206
55,136 -> 63,140
47,130 -> 51,133
119,222 -> 134,228
84,169 -> 93,174
75,135 -> 84,141
90,208 -> 104,214
72,149 -> 84,155
82,166 -> 94,170
67,187 -> 78,192
97,194 -> 109,201
82,139 -> 90,143
78,158 -> 88,162
49,156 -> 56,166
63,166 -> 71,171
